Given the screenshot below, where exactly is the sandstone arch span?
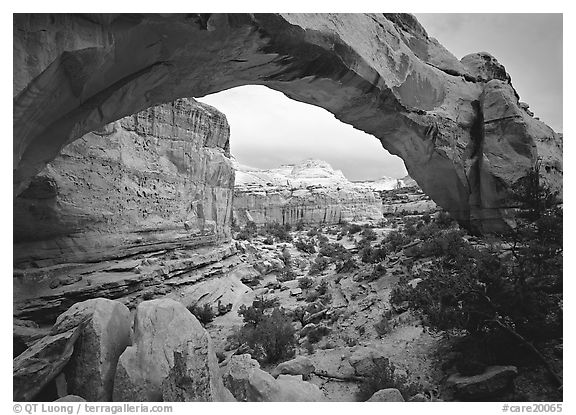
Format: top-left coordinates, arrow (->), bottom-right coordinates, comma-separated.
13,13 -> 562,233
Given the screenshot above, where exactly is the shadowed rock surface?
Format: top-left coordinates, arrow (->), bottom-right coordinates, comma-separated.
13,13 -> 562,232
13,322 -> 85,401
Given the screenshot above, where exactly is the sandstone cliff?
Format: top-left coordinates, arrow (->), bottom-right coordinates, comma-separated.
233,160 -> 382,226
14,98 -> 234,267
13,13 -> 563,233
13,99 -> 237,323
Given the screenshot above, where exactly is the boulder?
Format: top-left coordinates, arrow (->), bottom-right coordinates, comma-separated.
272,356 -> 315,380
50,298 -> 131,401
290,288 -> 303,296
113,298 -> 228,402
13,323 -> 84,401
13,318 -> 49,357
446,365 -> 518,399
222,354 -> 325,402
179,274 -> 252,316
222,354 -> 278,402
161,339 -> 235,402
55,395 -> 86,402
366,388 -> 405,402
348,347 -> 388,377
275,374 -> 325,401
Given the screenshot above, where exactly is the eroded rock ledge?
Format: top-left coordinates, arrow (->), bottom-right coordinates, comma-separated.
13,13 -> 562,233
14,98 -> 234,268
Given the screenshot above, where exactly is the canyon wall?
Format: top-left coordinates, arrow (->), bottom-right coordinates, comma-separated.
233,160 -> 382,226
14,98 -> 234,268
13,13 -> 563,233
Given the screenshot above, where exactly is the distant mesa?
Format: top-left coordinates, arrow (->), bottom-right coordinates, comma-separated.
232,159 -> 384,226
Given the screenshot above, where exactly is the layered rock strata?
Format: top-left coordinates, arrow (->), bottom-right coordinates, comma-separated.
13,98 -> 238,322
14,13 -> 562,232
233,159 -> 382,226
14,98 -> 234,268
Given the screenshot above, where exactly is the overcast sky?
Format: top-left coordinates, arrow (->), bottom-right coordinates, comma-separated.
198,13 -> 562,181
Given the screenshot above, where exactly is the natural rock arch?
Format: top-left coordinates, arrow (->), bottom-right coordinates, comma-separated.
13,13 -> 562,233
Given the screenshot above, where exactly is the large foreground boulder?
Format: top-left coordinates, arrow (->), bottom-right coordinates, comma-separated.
222,354 -> 325,402
51,298 -> 131,401
113,298 -> 229,402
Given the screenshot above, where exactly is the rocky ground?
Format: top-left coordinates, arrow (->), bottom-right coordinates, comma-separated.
205,218 -> 444,401
13,206 -> 563,402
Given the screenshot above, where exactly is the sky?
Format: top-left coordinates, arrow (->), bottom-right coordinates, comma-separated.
197,13 -> 563,181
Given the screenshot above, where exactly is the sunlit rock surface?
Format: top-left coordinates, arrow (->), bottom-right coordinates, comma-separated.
13,13 -> 563,232
14,98 -> 234,267
233,159 -> 382,226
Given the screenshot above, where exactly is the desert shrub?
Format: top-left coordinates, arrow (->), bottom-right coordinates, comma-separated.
414,221 -> 441,241
305,291 -> 320,303
316,233 -> 329,246
262,222 -> 293,242
294,238 -> 316,254
188,303 -> 215,325
263,236 -> 274,245
319,242 -> 351,262
234,305 -> 297,364
409,229 -> 470,259
291,306 -> 307,325
298,276 -> 314,289
307,228 -> 319,237
435,210 -> 453,228
402,216 -> 421,237
236,221 -> 257,240
307,325 -> 331,343
390,171 -> 562,371
231,217 -> 241,232
308,255 -> 330,275
384,230 -> 411,252
277,265 -> 296,282
252,295 -> 280,310
316,279 -> 329,295
295,220 -> 305,231
356,358 -> 422,401
360,243 -> 388,264
361,227 -> 377,241
348,223 -> 363,234
335,257 -> 358,274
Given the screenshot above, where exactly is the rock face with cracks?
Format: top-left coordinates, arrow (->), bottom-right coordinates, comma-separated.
14,98 -> 234,268
13,13 -> 562,233
113,298 -> 229,402
51,298 -> 131,401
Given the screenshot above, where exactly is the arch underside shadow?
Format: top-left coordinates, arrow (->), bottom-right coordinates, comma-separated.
13,13 -> 562,233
